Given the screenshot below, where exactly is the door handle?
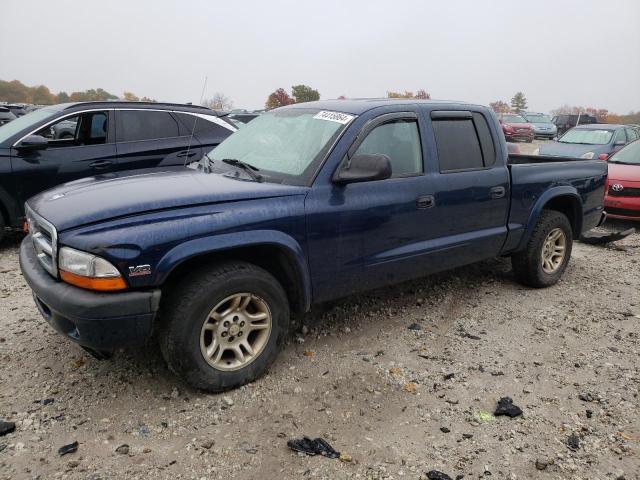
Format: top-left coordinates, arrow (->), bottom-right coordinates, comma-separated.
490,186 -> 506,199
417,195 -> 435,209
177,151 -> 197,158
89,160 -> 113,169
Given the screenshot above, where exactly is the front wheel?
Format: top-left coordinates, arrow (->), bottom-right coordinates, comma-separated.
511,210 -> 573,288
158,261 -> 289,392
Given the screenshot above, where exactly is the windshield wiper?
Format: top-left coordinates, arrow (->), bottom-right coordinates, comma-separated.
222,158 -> 263,182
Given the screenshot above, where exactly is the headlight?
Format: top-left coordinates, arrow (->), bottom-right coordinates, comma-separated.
533,148 -> 540,155
580,152 -> 595,159
58,247 -> 126,291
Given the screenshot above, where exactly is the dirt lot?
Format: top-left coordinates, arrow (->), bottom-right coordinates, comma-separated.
1,216 -> 639,479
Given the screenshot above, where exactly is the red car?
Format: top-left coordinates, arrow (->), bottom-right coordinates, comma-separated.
499,113 -> 534,143
605,139 -> 640,220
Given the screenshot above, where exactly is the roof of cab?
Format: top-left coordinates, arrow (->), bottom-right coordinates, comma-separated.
283,98 -> 481,115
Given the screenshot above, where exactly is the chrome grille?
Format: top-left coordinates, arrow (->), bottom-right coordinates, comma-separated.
25,205 -> 58,277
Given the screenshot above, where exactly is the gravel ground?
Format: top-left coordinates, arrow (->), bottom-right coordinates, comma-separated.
1,218 -> 638,480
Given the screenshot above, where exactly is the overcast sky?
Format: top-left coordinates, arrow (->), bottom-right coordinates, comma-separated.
2,0 -> 639,113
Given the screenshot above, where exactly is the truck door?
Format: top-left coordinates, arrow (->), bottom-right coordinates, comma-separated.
421,110 -> 510,264
305,110 -> 440,302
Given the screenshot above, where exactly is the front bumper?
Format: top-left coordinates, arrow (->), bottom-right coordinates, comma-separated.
605,194 -> 640,221
19,237 -> 161,351
504,131 -> 534,141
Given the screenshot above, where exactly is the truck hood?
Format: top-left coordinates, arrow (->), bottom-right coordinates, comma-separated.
538,142 -> 607,158
28,168 -> 309,231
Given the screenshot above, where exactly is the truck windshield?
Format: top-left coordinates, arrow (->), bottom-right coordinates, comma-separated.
0,107 -> 60,144
207,108 -> 354,185
558,129 -> 613,145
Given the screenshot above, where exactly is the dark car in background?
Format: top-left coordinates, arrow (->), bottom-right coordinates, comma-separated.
0,106 -> 17,126
538,124 -> 639,160
521,112 -> 557,139
0,101 -> 238,239
498,113 -> 534,142
551,113 -> 598,136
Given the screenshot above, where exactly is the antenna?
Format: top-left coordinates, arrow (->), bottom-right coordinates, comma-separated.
184,76 -> 208,166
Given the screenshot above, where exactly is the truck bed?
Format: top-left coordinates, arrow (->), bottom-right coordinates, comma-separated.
502,156 -> 608,253
508,154 -> 589,165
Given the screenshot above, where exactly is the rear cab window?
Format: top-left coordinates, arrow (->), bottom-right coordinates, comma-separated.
430,111 -> 496,172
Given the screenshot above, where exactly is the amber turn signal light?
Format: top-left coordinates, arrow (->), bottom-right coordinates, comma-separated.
60,270 -> 127,291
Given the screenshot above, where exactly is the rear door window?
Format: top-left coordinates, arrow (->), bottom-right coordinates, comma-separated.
116,110 -> 180,142
431,112 -> 493,172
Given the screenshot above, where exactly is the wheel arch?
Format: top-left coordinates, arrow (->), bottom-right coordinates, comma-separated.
156,231 -> 312,314
518,187 -> 583,251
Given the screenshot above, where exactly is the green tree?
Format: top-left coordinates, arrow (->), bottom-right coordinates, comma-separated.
291,84 -> 320,103
265,88 -> 295,109
510,92 -> 528,113
56,91 -> 70,103
31,85 -> 56,105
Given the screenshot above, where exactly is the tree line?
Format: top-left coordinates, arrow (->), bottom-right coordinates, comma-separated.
0,79 -> 155,104
489,91 -> 639,124
263,85 -> 431,109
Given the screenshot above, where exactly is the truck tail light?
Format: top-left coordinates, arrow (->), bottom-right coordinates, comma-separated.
598,153 -> 609,161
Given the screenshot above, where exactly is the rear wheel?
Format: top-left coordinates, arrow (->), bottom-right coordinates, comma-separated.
511,210 -> 573,287
158,261 -> 289,392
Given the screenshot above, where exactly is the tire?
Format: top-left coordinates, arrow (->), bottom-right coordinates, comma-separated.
0,214 -> 5,243
158,261 -> 289,392
511,210 -> 573,288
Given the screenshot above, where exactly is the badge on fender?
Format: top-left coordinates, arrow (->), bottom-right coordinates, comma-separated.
128,264 -> 152,277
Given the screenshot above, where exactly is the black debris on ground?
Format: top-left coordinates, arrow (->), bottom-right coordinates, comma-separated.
58,441 -> 79,456
567,433 -> 581,450
494,397 -> 523,418
287,436 -> 340,459
440,427 -> 451,433
427,470 -> 453,480
408,323 -> 422,331
580,228 -> 634,245
0,421 -> 15,437
443,373 -> 455,381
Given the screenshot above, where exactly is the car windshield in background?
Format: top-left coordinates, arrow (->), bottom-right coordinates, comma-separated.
0,107 -> 60,144
558,129 -> 613,145
609,140 -> 640,165
207,108 -> 354,185
502,115 -> 526,123
526,115 -> 551,123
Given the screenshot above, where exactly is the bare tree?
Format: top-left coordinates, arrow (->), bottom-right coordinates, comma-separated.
203,92 -> 233,110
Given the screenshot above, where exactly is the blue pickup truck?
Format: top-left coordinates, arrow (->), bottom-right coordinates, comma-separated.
19,99 -> 607,391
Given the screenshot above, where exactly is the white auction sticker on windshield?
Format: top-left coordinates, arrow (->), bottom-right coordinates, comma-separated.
313,111 -> 355,124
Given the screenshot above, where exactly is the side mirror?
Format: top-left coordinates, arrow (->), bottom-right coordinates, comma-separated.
333,153 -> 392,185
16,134 -> 48,150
